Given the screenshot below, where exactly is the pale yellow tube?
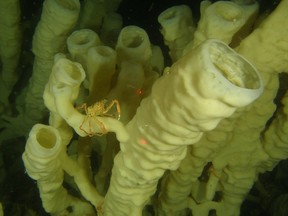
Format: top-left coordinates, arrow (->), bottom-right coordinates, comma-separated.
0,0 -> 21,108
86,45 -> 117,101
116,26 -> 152,64
184,1 -> 258,54
22,124 -> 95,215
67,29 -> 102,68
8,0 -> 81,138
104,39 -> 263,215
43,55 -> 129,142
158,5 -> 195,61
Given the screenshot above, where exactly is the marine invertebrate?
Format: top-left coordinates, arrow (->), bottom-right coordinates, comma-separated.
78,99 -> 121,136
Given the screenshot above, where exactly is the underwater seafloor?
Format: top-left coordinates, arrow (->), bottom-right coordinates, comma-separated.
1,0 -> 288,215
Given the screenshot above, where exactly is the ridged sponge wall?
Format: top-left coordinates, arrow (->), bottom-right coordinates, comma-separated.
104,39 -> 263,215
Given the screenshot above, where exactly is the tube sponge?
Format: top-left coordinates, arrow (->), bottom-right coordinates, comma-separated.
67,29 -> 102,68
0,0 -> 21,108
158,5 -> 195,61
24,0 -> 80,122
192,1 -> 258,48
104,39 -> 263,215
22,124 -> 95,215
22,124 -> 66,213
116,26 -> 152,64
43,54 -> 129,142
86,45 -> 117,101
